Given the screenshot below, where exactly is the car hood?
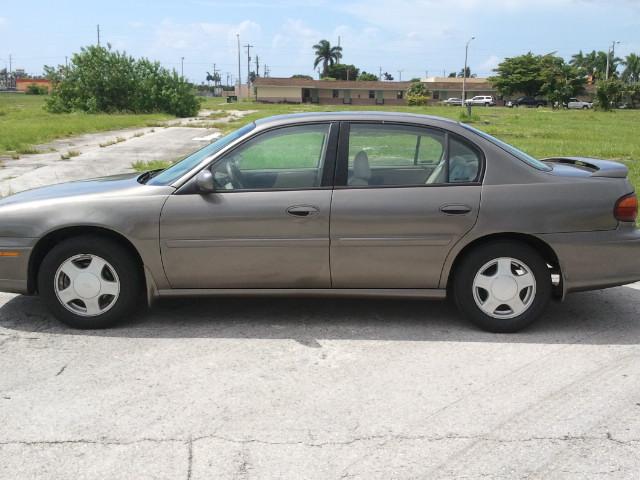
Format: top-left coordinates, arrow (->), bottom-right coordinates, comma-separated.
0,172 -> 173,207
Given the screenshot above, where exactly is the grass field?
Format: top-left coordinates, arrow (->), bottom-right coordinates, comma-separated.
2,93 -> 640,189
0,94 -> 171,156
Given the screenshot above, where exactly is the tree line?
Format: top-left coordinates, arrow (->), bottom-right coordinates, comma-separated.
490,50 -> 640,109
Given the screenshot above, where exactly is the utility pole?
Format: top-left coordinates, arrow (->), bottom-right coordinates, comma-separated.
379,66 -> 382,80
236,34 -> 242,97
263,64 -> 268,77
65,56 -> 68,68
337,35 -> 341,64
97,24 -> 101,46
181,57 -> 184,78
8,54 -> 11,76
255,55 -> 259,78
244,44 -> 253,88
606,40 -> 620,80
398,69 -> 403,81
462,36 -> 475,108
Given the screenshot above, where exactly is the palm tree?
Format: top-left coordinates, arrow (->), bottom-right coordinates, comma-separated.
623,53 -> 640,83
312,40 -> 342,77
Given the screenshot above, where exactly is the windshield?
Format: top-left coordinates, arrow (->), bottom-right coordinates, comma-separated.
461,123 -> 552,171
147,123 -> 256,186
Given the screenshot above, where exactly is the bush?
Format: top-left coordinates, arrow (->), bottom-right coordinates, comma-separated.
25,83 -> 48,95
406,81 -> 430,106
594,79 -> 624,111
407,94 -> 429,106
44,45 -> 200,117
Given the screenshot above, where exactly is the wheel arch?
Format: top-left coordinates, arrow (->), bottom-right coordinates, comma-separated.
444,232 -> 564,298
27,226 -> 145,294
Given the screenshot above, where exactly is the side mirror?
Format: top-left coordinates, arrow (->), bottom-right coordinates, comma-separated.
196,169 -> 216,193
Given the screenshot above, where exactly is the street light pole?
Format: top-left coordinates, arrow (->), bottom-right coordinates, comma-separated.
181,57 -> 184,78
606,40 -> 620,80
462,36 -> 475,108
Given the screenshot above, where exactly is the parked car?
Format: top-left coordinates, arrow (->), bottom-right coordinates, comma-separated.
464,95 -> 496,106
507,96 -> 548,108
0,112 -> 638,333
443,97 -> 463,106
565,98 -> 593,109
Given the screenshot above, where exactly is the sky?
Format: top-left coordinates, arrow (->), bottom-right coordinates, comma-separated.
1,0 -> 639,83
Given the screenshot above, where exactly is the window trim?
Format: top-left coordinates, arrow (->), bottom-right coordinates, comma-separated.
334,121 -> 485,190
176,122 -> 339,195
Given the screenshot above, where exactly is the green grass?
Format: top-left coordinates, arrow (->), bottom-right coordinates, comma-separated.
132,159 -> 173,172
0,94 -> 171,156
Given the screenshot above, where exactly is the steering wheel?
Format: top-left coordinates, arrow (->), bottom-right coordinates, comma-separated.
225,160 -> 244,189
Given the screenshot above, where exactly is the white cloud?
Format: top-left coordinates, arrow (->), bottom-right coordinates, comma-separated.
479,55 -> 500,73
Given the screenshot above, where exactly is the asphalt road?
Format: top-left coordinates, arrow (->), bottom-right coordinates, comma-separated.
1,285 -> 640,479
0,120 -> 639,479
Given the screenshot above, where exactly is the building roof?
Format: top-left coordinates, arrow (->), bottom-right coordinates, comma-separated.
254,77 -> 412,90
422,76 -> 494,90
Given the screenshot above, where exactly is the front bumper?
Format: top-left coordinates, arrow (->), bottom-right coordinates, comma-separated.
540,225 -> 640,293
0,238 -> 35,294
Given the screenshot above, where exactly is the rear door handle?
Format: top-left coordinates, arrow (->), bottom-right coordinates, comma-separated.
440,204 -> 472,215
286,205 -> 320,217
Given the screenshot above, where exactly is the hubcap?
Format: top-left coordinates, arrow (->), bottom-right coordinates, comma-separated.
472,257 -> 536,319
54,254 -> 120,317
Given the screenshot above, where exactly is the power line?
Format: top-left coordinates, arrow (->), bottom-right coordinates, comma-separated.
244,43 -> 253,87
236,33 -> 241,92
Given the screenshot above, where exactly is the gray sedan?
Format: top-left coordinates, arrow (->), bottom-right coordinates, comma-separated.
0,112 -> 638,332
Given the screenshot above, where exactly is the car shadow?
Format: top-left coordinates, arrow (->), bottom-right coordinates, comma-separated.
1,286 -> 639,345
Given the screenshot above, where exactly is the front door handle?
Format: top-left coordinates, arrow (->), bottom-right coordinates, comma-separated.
286,205 -> 320,217
440,204 -> 472,215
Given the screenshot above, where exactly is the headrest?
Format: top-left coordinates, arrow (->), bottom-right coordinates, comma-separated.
353,151 -> 371,179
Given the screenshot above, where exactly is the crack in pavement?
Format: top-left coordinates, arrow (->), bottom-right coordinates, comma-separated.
1,432 -> 638,449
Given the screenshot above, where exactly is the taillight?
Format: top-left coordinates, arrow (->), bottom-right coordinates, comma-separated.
614,193 -> 638,222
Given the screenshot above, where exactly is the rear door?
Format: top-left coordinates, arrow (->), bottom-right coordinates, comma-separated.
330,122 -> 482,288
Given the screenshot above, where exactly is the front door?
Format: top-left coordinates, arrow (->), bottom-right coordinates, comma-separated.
160,122 -> 337,289
330,122 -> 482,288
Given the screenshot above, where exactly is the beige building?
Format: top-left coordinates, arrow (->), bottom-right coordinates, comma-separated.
254,78 -> 412,105
253,76 -> 501,105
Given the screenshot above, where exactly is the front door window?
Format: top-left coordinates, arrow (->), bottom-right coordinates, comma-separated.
211,124 -> 331,191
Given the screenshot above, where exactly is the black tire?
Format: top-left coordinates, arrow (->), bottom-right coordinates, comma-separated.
453,241 -> 551,333
38,235 -> 142,329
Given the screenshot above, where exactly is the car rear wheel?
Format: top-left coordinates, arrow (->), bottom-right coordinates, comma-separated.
453,241 -> 551,333
38,236 -> 142,329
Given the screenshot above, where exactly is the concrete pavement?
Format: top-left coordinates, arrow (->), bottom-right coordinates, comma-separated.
1,287 -> 640,479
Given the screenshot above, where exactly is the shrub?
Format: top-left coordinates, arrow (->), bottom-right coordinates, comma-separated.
406,81 -> 430,106
25,83 -> 48,95
44,45 -> 201,117
407,94 -> 429,106
594,79 -> 624,111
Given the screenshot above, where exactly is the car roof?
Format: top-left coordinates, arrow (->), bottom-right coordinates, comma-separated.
254,111 -> 460,128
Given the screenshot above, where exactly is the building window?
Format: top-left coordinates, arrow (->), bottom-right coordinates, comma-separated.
397,91 -> 404,99
432,91 -> 440,100
332,89 -> 339,98
369,90 -> 375,99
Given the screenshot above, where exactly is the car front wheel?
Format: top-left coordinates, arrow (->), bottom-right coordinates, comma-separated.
453,241 -> 551,333
38,236 -> 142,329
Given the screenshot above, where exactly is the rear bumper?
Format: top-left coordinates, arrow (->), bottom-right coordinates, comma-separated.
0,238 -> 35,295
540,225 -> 640,293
